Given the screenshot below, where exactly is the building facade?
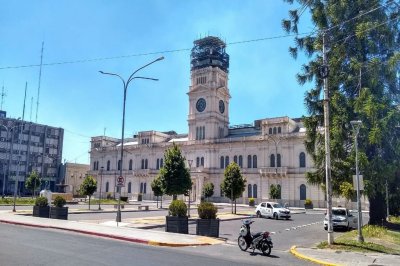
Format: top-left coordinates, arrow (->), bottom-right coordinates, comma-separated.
62,162 -> 90,195
0,111 -> 64,195
89,36 -> 326,207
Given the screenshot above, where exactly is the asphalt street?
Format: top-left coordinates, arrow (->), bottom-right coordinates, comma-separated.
0,223 -> 311,266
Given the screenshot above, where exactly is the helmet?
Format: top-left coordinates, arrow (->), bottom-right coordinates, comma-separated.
240,225 -> 248,236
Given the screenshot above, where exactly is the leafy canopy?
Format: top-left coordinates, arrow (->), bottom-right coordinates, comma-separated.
221,162 -> 246,201
282,0 -> 400,224
159,143 -> 192,196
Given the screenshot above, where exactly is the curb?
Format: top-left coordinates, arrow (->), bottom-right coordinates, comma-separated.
290,246 -> 341,266
0,219 -> 212,247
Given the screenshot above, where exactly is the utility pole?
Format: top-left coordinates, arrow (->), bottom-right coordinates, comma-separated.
22,82 -> 27,121
321,31 -> 334,245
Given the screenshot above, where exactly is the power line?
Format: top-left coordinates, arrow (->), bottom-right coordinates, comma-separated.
0,32 -> 314,70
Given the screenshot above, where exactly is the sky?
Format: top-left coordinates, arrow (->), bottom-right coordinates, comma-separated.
0,0 -> 314,164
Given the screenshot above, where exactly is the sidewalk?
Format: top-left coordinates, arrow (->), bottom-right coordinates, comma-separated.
290,245 -> 399,266
0,211 -> 224,247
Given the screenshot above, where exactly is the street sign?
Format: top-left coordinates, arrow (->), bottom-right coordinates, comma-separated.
116,175 -> 125,187
352,175 -> 364,191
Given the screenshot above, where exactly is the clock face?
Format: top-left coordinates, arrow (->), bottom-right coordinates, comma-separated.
196,98 -> 206,112
219,100 -> 225,114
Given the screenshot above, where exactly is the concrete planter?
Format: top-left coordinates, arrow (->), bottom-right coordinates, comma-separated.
33,206 -> 50,218
196,219 -> 220,237
165,216 -> 188,234
50,207 -> 69,220
304,204 -> 313,209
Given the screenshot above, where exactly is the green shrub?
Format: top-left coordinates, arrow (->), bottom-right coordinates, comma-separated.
35,196 -> 48,207
106,193 -> 113,200
305,198 -> 313,205
249,198 -> 255,206
168,200 -> 187,217
120,196 -> 128,202
197,202 -> 218,219
53,196 -> 66,207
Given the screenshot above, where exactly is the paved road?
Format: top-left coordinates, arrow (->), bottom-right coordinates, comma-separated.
0,223 -> 310,266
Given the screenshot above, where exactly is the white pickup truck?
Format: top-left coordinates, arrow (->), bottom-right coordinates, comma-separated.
255,202 -> 291,220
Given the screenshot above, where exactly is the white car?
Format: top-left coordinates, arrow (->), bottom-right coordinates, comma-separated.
255,202 -> 291,220
324,207 -> 357,230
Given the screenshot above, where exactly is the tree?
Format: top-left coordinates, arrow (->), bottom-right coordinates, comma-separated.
269,184 -> 281,199
282,0 -> 400,224
159,143 -> 191,199
221,162 -> 246,214
339,182 -> 355,208
151,176 -> 164,208
202,182 -> 214,201
79,175 -> 97,210
25,171 -> 41,198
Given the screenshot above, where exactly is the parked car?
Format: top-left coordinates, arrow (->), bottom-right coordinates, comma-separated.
324,207 -> 357,231
255,202 -> 291,220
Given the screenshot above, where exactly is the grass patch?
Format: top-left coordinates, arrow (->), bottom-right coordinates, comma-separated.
90,199 -> 119,204
317,225 -> 400,255
389,216 -> 400,224
0,197 -> 36,205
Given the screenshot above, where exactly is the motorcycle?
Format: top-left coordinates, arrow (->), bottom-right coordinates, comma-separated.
237,219 -> 273,256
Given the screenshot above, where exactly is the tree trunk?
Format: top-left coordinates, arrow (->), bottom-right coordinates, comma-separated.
369,191 -> 386,225
173,195 -> 177,200
234,199 -> 237,214
161,195 -> 163,208
157,196 -> 159,208
89,195 -> 91,210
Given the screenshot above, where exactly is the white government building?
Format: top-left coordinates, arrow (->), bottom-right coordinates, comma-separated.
89,36 -> 328,207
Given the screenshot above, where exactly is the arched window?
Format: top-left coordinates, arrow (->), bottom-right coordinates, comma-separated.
141,159 -> 144,169
234,155 -> 238,163
277,154 -> 281,167
270,154 -> 275,167
247,155 -> 252,168
156,158 -> 160,170
278,127 -> 281,134
140,182 -> 143,193
220,156 -> 224,169
253,155 -> 257,168
196,157 -> 200,167
300,184 -> 306,200
143,183 -> 147,194
248,184 -> 252,198
201,157 -> 204,166
93,162 -> 96,171
145,159 -> 148,169
107,160 -> 110,171
253,184 -> 257,198
129,159 -> 133,170
225,156 -> 229,168
269,128 -> 272,134
277,184 -> 281,199
160,159 -> 163,168
118,160 -> 121,170
106,182 -> 109,192
299,152 -> 306,168
273,127 -> 277,134
128,182 -> 132,193
239,155 -> 243,168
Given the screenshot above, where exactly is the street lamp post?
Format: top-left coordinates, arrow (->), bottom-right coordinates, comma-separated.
350,120 -> 364,243
187,159 -> 193,218
98,166 -> 104,210
99,56 -> 164,223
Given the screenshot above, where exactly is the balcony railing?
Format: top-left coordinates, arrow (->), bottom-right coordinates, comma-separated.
259,167 -> 288,177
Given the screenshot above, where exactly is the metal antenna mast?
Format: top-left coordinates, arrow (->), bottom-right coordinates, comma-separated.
1,84 -> 6,110
30,97 -> 33,122
35,41 -> 44,123
22,82 -> 27,120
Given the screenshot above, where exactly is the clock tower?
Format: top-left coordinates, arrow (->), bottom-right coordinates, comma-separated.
188,36 -> 230,141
